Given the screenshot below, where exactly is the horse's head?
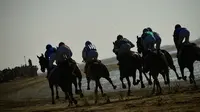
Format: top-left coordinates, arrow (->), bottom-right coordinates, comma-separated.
136,36 -> 144,54
112,41 -> 118,55
37,53 -> 48,73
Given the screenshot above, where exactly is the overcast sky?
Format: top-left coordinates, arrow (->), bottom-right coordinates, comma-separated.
0,0 -> 200,70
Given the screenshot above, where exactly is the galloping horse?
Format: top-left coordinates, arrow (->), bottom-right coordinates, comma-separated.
136,36 -> 174,94
38,55 -> 78,105
177,42 -> 200,86
85,59 -> 117,104
37,54 -> 83,99
112,42 -> 151,96
136,36 -> 181,81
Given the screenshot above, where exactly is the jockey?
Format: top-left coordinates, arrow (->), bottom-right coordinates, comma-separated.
146,27 -> 162,51
56,42 -> 76,65
45,44 -> 55,60
82,41 -> 99,73
113,35 -> 135,61
142,27 -> 168,66
141,28 -> 156,51
173,24 -> 190,54
47,47 -> 57,78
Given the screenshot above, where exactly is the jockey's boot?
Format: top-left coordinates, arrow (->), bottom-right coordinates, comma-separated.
176,49 -> 180,58
46,69 -> 50,78
84,62 -> 89,74
97,59 -> 101,63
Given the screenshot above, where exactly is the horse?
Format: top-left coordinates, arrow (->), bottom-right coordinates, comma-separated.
136,36 -> 174,94
52,58 -> 78,105
37,54 -> 83,99
136,36 -> 181,81
177,42 -> 200,87
85,59 -> 117,104
112,42 -> 151,96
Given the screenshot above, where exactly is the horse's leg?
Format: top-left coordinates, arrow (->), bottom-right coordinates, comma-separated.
170,65 -> 181,80
77,77 -> 84,98
150,72 -> 156,95
120,76 -> 126,89
151,80 -> 156,95
97,79 -> 106,97
86,76 -> 91,90
72,75 -> 79,94
132,69 -> 140,85
50,84 -> 55,104
161,72 -> 167,85
165,69 -> 171,92
188,65 -> 196,86
139,69 -> 145,88
68,84 -> 78,105
154,77 -> 162,94
94,80 -> 99,104
178,60 -> 187,81
55,85 -> 59,99
126,76 -> 131,96
65,92 -> 73,107
104,77 -> 117,89
143,71 -> 152,85
149,73 -> 152,84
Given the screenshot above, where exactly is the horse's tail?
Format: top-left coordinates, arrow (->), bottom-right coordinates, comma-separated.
74,65 -> 82,79
161,50 -> 174,68
194,45 -> 200,61
99,63 -> 110,77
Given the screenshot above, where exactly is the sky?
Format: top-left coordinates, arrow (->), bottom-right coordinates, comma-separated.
0,0 -> 200,70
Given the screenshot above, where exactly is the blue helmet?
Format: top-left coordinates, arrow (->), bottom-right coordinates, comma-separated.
175,24 -> 181,29
85,41 -> 92,46
46,44 -> 52,50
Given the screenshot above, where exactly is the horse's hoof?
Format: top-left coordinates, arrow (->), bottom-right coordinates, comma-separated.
68,103 -> 72,107
80,93 -> 84,98
148,81 -> 153,85
94,100 -> 98,104
136,79 -> 141,84
113,85 -> 117,90
102,93 -> 106,97
74,100 -> 78,105
127,92 -> 131,96
156,92 -> 162,95
87,87 -> 90,90
56,96 -> 59,99
106,98 -> 111,103
141,84 -> 145,88
190,79 -> 193,84
183,76 -> 187,81
75,90 -> 79,94
177,77 -> 182,80
164,81 -> 169,85
122,84 -> 126,89
52,101 -> 55,104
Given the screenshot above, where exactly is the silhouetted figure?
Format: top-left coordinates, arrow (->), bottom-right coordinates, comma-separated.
28,59 -> 32,66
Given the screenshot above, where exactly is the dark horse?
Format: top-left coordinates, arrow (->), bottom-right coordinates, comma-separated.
136,36 -> 181,81
37,54 -> 83,99
39,56 -> 78,105
112,42 -> 151,96
136,36 -> 175,94
177,42 -> 200,86
86,59 -> 117,104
